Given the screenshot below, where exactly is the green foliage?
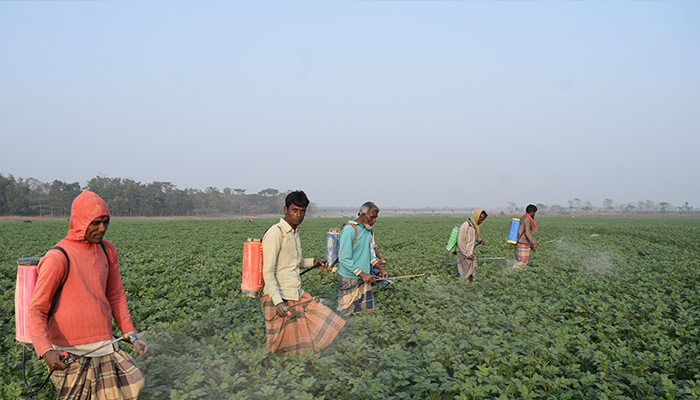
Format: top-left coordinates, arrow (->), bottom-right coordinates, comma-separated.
0,175 -> 288,217
1,217 -> 700,399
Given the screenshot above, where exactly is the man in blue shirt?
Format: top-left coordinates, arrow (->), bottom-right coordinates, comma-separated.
336,202 -> 387,316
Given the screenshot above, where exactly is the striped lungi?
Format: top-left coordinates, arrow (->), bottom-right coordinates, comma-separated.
262,292 -> 345,356
51,348 -> 144,400
513,243 -> 531,269
456,251 -> 477,281
336,275 -> 374,317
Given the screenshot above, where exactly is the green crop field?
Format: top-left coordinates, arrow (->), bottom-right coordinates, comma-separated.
1,216 -> 699,399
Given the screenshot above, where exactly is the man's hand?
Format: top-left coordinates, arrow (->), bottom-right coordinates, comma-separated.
43,350 -> 67,371
467,254 -> 476,260
132,337 -> 148,356
478,239 -> 487,245
359,272 -> 375,283
275,302 -> 289,318
376,266 -> 388,279
314,258 -> 329,273
532,242 -> 538,252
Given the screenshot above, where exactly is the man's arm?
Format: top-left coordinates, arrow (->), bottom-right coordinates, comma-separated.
27,250 -> 67,359
103,242 -> 136,336
102,242 -> 145,354
337,225 -> 356,272
27,250 -> 68,369
262,227 -> 284,306
523,218 -> 535,247
457,224 -> 476,260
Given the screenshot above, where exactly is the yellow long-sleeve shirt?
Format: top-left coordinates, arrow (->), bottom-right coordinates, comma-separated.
262,218 -> 315,305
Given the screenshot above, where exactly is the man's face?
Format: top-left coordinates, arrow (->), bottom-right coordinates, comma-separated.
85,215 -> 109,244
284,203 -> 306,228
364,211 -> 378,228
477,213 -> 487,225
529,210 -> 537,218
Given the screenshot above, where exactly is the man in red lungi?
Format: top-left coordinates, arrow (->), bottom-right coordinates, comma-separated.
261,191 -> 345,355
513,204 -> 539,269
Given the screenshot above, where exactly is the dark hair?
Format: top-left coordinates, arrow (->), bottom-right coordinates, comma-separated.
481,210 -> 488,218
526,204 -> 538,213
285,191 -> 310,209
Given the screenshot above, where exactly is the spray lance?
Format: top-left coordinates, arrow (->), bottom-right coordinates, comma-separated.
262,297 -> 322,321
22,331 -> 139,392
371,273 -> 431,284
299,261 -> 328,276
58,331 -> 139,365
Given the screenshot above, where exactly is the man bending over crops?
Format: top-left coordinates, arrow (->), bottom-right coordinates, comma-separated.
261,191 -> 345,355
336,201 -> 388,316
457,209 -> 488,282
28,190 -> 148,399
513,204 -> 538,269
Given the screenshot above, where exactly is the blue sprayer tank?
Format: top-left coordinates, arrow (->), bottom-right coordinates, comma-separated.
506,218 -> 520,245
326,228 -> 341,266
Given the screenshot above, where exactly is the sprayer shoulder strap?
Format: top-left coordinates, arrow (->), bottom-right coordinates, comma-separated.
517,216 -> 532,243
47,247 -> 69,323
343,222 -> 358,245
47,242 -> 109,322
262,224 -> 284,244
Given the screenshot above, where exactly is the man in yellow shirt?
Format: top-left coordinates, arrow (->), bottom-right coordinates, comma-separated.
261,191 -> 345,355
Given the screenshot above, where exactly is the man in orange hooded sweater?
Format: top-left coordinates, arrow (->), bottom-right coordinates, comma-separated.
28,190 -> 147,399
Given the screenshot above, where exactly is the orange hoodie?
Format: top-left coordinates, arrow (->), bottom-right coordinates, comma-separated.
28,190 -> 136,357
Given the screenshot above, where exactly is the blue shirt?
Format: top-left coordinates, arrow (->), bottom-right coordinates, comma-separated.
337,221 -> 373,279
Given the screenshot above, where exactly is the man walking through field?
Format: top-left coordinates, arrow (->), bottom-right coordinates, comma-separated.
28,190 -> 148,400
261,191 -> 345,355
513,204 -> 539,269
456,209 -> 488,282
336,202 -> 388,316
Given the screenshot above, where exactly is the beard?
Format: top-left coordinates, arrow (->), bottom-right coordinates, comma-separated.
362,222 -> 373,230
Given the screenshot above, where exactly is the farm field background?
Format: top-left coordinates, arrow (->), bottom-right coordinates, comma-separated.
1,216 -> 699,399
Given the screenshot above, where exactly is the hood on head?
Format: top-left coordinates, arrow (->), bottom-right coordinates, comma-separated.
470,209 -> 484,225
66,190 -> 111,241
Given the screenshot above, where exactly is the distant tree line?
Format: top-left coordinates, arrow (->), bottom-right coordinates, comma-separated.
507,198 -> 696,215
0,174 -> 292,217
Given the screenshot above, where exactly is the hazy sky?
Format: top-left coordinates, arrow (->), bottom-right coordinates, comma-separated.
1,1 -> 698,210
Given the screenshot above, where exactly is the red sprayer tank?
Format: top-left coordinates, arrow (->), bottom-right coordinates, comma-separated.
15,257 -> 41,347
241,238 -> 263,298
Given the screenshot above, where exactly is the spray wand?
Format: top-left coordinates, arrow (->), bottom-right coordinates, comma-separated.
371,273 -> 430,284
539,238 -> 562,245
22,331 -> 138,392
58,331 -> 138,365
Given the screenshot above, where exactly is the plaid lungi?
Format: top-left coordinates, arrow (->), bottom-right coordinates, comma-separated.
336,275 -> 374,317
513,243 -> 531,269
51,348 -> 144,400
262,292 -> 345,356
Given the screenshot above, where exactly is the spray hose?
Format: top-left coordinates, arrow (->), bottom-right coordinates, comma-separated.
21,332 -> 137,393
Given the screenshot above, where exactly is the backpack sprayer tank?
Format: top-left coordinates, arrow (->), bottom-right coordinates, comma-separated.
15,257 -> 41,349
241,238 -> 264,298
325,228 -> 341,267
445,225 -> 460,253
506,218 -> 520,245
